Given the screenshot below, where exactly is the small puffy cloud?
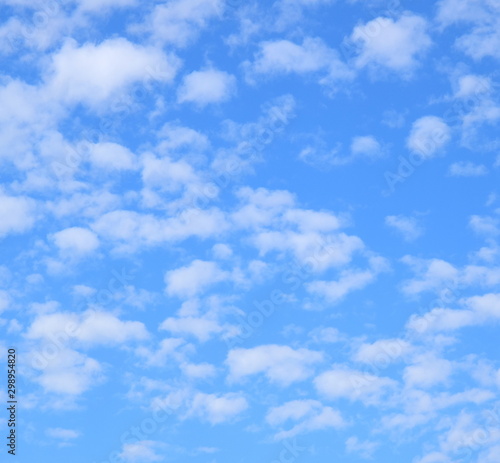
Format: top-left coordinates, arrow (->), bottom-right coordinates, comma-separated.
401,256 -> 458,295
165,260 -> 230,298
0,192 -> 35,238
89,142 -> 136,170
93,208 -> 228,251
246,37 -> 353,87
353,338 -> 412,364
51,227 -> 100,255
26,310 -> 149,346
226,345 -> 323,386
314,366 -> 396,404
133,0 -> 224,47
118,440 -> 164,463
407,116 -> 451,158
351,15 -> 431,73
32,347 -> 102,395
188,392 -> 248,424
407,293 -> 500,333
453,74 -> 491,99
403,354 -> 453,388
345,436 -> 379,459
266,399 -> 345,440
177,69 -> 236,106
141,153 -> 199,192
159,316 -> 226,342
350,136 -> 382,158
46,38 -> 180,106
448,161 -> 487,177
385,215 -> 423,241
46,428 -> 80,440
181,362 -> 216,379
469,215 -> 499,236
307,256 -> 389,303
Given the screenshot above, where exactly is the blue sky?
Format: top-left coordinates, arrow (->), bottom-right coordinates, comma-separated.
1,0 -> 500,462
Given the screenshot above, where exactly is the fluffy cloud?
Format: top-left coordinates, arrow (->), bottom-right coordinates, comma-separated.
307,256 -> 389,303
407,116 -> 451,158
177,69 -> 236,106
46,38 -> 180,106
246,37 -> 353,87
26,310 -> 149,346
165,260 -> 230,298
88,142 -> 136,171
160,316 -> 227,342
314,366 -> 396,404
401,256 -> 458,295
351,15 -> 431,73
226,345 -> 323,386
188,392 -> 248,424
51,227 -> 100,255
266,399 -> 345,440
118,440 -> 164,463
133,0 -> 224,47
407,293 -> 500,333
92,208 -> 228,251
437,0 -> 500,60
33,347 -> 103,395
385,215 -> 424,241
0,192 -> 35,238
353,338 -> 412,364
403,354 -> 453,388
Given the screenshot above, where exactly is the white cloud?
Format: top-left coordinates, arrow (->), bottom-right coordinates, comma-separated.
407,116 -> 451,158
314,366 -> 396,404
177,68 -> 236,106
160,316 -> 226,342
406,293 -> 500,333
385,215 -> 423,241
46,38 -> 180,106
403,354 -> 453,388
89,142 -> 136,171
437,0 -> 500,60
118,440 -> 164,463
188,392 -> 248,424
133,0 -> 224,47
0,192 -> 35,238
345,436 -> 379,459
266,399 -> 345,440
226,345 -> 323,386
181,362 -> 216,379
469,215 -> 499,236
26,310 -> 149,346
92,208 -> 228,251
165,260 -> 230,298
401,256 -> 458,295
135,338 -> 187,367
453,74 -> 491,99
247,37 -> 353,87
448,161 -> 487,177
46,427 -> 80,440
353,338 -> 412,364
350,136 -> 382,158
32,347 -> 103,395
51,227 -> 100,255
351,15 -> 431,73
307,256 -> 389,303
